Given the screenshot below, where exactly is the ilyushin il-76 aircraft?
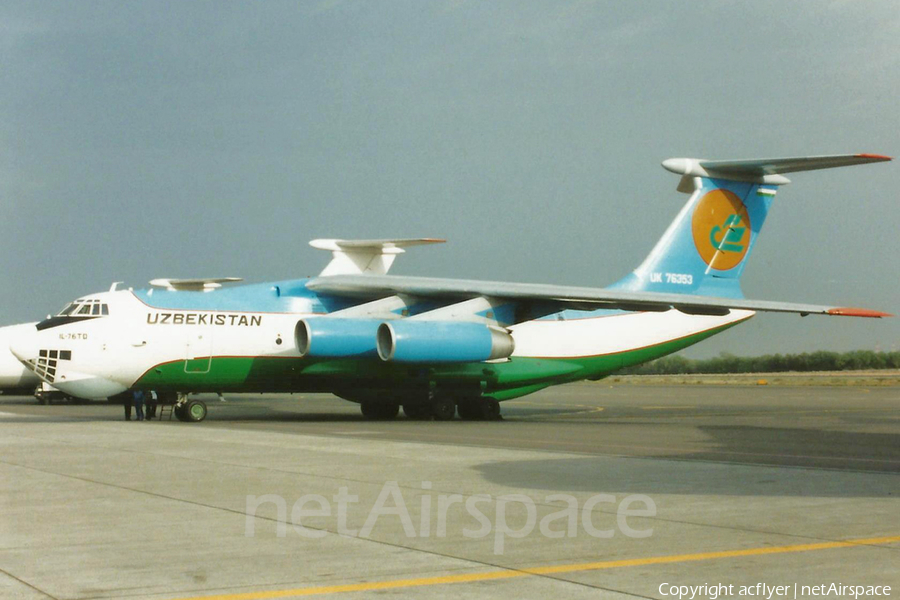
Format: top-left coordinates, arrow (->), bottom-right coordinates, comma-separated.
7,154 -> 892,422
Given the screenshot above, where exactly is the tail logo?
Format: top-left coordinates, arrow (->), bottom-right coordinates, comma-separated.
710,214 -> 746,253
691,189 -> 751,271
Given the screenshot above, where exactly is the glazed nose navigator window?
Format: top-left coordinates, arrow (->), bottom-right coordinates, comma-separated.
30,349 -> 73,384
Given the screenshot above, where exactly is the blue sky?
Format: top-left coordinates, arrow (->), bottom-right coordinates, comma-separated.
2,1 -> 897,357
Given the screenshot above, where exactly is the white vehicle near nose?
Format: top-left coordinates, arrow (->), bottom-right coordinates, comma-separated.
0,323 -> 41,393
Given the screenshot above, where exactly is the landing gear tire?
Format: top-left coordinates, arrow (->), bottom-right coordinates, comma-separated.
361,401 -> 399,420
431,397 -> 456,421
174,404 -> 187,421
403,403 -> 432,420
480,398 -> 501,421
180,400 -> 207,422
456,398 -> 482,420
360,401 -> 378,419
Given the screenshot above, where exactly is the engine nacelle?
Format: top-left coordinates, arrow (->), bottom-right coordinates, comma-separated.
295,318 -> 380,358
376,321 -> 515,363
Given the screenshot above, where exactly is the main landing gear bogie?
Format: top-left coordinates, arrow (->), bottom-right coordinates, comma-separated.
480,398 -> 501,421
362,396 -> 502,421
401,403 -> 431,420
456,397 -> 501,420
430,396 -> 456,421
360,400 -> 400,420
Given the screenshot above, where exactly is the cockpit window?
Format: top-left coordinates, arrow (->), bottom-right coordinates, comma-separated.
38,299 -> 110,331
56,299 -> 110,317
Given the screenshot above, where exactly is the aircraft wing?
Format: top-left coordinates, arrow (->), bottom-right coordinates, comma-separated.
306,274 -> 891,319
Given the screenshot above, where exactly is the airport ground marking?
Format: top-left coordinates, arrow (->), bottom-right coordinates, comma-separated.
170,534 -> 900,600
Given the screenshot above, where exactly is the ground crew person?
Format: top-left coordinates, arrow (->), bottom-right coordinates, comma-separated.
133,389 -> 145,421
146,390 -> 158,420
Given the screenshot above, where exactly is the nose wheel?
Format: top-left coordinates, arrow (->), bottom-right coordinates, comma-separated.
174,396 -> 208,422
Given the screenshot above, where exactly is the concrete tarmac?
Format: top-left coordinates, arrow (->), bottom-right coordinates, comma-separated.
0,383 -> 897,599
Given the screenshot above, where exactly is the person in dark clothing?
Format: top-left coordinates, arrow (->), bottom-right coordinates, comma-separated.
145,390 -> 158,421
123,393 -> 132,421
133,389 -> 145,421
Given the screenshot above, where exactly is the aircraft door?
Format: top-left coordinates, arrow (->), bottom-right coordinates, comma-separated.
185,323 -> 213,374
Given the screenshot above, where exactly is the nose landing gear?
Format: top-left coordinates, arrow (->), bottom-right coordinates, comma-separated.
173,394 -> 208,422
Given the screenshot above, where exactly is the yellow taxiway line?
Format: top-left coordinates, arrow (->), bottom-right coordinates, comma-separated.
171,535 -> 900,600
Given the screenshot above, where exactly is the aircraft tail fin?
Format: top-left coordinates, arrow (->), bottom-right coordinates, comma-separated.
611,154 -> 891,298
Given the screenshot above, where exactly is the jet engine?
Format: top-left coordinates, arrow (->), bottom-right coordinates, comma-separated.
376,321 -> 514,363
295,318 -> 380,358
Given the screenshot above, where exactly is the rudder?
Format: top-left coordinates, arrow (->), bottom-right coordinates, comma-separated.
611,154 -> 891,298
613,177 -> 775,298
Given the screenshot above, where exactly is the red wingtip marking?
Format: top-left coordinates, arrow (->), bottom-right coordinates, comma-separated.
827,307 -> 893,318
855,153 -> 893,161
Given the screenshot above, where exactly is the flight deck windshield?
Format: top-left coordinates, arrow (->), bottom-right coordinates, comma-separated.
57,299 -> 109,317
37,299 -> 110,330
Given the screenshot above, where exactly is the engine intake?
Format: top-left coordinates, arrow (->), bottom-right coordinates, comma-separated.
295,318 -> 380,358
376,321 -> 515,363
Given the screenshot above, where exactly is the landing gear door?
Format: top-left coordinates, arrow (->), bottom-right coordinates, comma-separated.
185,324 -> 213,374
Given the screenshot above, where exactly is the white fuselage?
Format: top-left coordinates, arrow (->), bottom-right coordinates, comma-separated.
9,289 -> 753,399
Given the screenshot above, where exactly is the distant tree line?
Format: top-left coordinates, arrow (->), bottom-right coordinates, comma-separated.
622,350 -> 900,375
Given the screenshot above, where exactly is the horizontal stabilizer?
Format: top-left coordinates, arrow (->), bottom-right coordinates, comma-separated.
663,153 -> 891,188
149,277 -> 243,292
311,238 -> 445,276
